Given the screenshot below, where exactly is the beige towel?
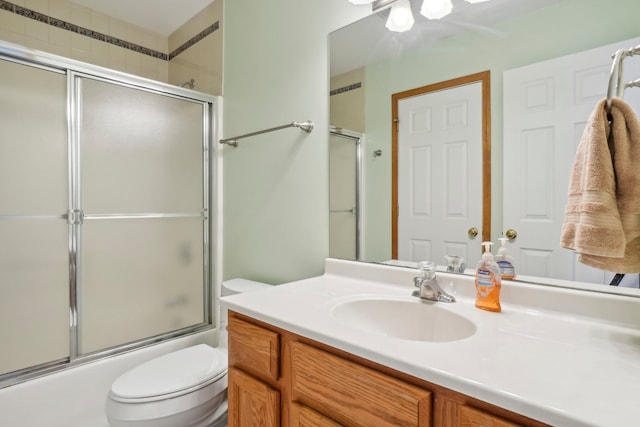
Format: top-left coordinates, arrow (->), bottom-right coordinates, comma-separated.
560,97 -> 640,273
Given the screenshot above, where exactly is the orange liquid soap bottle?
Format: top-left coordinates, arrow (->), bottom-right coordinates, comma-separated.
475,241 -> 502,312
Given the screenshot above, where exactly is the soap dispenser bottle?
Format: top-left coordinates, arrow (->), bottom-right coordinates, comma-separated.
496,237 -> 516,280
475,241 -> 502,312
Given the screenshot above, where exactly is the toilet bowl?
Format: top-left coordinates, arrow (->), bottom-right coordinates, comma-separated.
105,278 -> 271,427
105,344 -> 228,427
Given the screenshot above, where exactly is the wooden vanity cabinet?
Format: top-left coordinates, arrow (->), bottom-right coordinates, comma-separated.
289,403 -> 343,427
290,340 -> 432,426
227,315 -> 281,427
228,366 -> 280,427
458,405 -> 520,427
227,311 -> 548,427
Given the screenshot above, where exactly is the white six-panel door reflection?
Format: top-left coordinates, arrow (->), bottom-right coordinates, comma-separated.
503,36 -> 640,285
397,82 -> 483,266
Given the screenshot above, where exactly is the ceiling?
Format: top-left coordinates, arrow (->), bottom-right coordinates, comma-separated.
68,0 -> 216,36
330,0 -> 561,76
66,0 -> 560,69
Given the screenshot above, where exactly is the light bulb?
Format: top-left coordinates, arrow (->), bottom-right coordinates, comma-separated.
385,0 -> 415,32
420,0 -> 453,20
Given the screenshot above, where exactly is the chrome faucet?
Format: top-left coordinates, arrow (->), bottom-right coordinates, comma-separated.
412,261 -> 456,303
445,255 -> 466,274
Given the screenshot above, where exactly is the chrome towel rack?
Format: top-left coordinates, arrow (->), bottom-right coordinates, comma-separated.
219,120 -> 314,147
606,44 -> 640,112
605,44 -> 640,286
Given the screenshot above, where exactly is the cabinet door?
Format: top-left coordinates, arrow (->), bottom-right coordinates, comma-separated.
228,367 -> 280,427
290,341 -> 432,427
228,315 -> 280,383
460,405 -> 520,427
290,403 -> 343,427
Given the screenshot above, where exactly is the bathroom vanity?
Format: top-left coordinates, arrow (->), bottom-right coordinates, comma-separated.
227,313 -> 545,426
221,259 -> 640,426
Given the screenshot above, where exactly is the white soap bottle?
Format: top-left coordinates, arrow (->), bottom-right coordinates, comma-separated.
495,237 -> 516,280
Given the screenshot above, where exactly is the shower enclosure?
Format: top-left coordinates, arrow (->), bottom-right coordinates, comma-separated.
0,41 -> 217,386
329,128 -> 362,260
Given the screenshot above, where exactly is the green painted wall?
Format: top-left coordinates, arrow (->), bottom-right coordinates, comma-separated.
221,0 -> 368,284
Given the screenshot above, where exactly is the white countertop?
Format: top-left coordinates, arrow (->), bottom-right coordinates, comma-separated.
221,259 -> 640,427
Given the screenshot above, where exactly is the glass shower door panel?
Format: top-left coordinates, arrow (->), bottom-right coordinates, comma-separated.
80,78 -> 204,214
0,59 -> 67,214
0,221 -> 70,375
0,59 -> 69,375
329,134 -> 358,259
80,218 -> 204,354
78,77 -> 207,354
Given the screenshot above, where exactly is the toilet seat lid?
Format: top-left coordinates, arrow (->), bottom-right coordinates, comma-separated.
110,344 -> 227,401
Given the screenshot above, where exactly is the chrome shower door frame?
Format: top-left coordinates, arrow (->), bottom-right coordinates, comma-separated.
0,40 -> 219,387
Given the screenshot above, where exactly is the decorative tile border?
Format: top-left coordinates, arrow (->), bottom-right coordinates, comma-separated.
330,82 -> 362,96
169,21 -> 219,60
0,0 -> 219,61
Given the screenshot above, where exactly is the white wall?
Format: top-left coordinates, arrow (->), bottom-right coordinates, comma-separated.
221,0 -> 369,284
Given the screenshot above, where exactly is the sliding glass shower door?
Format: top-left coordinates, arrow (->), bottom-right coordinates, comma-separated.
0,59 -> 70,375
77,77 -> 208,353
0,45 -> 215,384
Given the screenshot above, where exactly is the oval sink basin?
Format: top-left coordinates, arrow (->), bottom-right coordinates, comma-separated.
331,298 -> 476,342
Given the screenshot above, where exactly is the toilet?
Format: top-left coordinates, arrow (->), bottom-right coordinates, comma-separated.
105,278 -> 271,427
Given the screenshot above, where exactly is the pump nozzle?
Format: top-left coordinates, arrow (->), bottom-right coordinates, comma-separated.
481,241 -> 494,262
498,238 -> 508,255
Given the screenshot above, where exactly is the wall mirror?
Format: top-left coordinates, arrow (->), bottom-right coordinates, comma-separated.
329,0 -> 640,294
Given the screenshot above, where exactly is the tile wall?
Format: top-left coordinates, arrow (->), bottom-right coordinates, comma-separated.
330,67 -> 365,133
0,0 -> 222,94
168,0 -> 222,95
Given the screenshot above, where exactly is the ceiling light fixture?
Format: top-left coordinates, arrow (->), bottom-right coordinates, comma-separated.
365,0 -> 493,27
420,0 -> 453,20
385,0 -> 415,32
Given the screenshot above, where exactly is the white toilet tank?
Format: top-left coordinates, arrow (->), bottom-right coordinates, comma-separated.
219,278 -> 272,347
221,278 -> 272,296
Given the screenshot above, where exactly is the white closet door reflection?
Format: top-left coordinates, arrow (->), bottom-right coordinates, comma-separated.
80,218 -> 204,353
0,60 -> 67,214
80,78 -> 204,213
0,221 -> 69,375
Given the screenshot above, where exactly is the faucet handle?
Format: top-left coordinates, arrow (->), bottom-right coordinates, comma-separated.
418,261 -> 436,279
